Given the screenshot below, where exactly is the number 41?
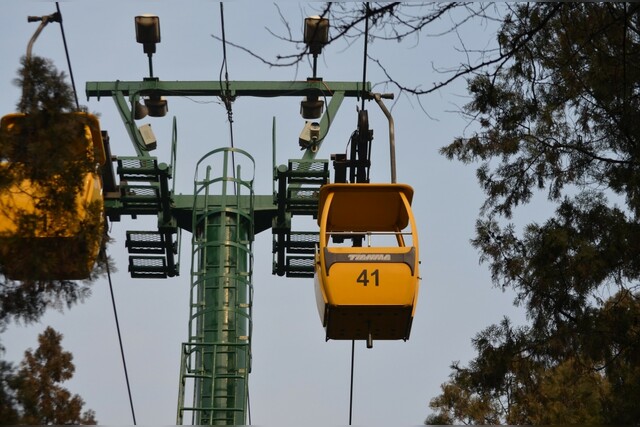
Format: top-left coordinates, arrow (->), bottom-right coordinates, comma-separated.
357,269 -> 379,286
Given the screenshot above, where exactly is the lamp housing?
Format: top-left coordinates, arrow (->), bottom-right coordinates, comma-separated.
304,16 -> 329,55
300,96 -> 324,119
133,100 -> 148,120
135,15 -> 160,55
144,95 -> 168,117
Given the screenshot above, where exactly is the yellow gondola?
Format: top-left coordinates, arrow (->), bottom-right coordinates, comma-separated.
0,112 -> 105,280
314,183 -> 420,345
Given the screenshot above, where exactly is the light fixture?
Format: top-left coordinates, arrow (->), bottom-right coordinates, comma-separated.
133,99 -> 148,120
304,16 -> 329,79
135,15 -> 160,53
300,96 -> 324,120
304,16 -> 329,56
144,95 -> 168,117
135,15 -> 160,77
300,16 -> 328,120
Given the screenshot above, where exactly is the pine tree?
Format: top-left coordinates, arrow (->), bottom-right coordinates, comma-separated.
0,327 -> 96,424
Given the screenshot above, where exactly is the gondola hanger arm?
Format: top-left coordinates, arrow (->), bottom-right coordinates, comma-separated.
370,92 -> 396,184
26,12 -> 61,59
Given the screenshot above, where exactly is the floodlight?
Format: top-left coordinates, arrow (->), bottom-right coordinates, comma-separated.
304,16 -> 329,79
136,15 -> 161,78
300,96 -> 324,120
135,15 -> 160,54
304,16 -> 329,55
133,100 -> 148,120
144,95 -> 168,118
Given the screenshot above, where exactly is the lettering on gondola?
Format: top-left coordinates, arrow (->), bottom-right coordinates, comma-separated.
323,247 -> 417,275
348,254 -> 391,261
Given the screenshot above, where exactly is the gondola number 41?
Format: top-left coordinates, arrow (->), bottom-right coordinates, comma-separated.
357,269 -> 380,286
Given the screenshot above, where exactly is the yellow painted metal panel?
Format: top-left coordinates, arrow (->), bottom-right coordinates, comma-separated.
317,183 -> 413,231
321,247 -> 417,306
0,112 -> 106,165
0,169 -> 100,235
0,112 -> 105,280
0,170 -> 104,280
314,269 -> 329,326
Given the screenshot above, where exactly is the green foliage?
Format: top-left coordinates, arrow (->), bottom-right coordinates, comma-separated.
442,3 -> 640,219
0,359 -> 19,424
429,3 -> 640,424
428,292 -> 640,424
0,55 -> 108,326
0,55 -> 109,423
0,327 -> 97,424
15,56 -> 76,114
0,279 -> 92,330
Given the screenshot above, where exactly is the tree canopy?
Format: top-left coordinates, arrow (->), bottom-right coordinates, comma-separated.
0,326 -> 96,424
426,3 -> 640,424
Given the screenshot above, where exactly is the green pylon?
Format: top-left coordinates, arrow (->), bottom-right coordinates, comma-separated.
86,78 -> 370,425
177,148 -> 254,425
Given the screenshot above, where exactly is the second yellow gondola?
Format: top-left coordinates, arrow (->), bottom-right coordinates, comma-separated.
0,112 -> 106,280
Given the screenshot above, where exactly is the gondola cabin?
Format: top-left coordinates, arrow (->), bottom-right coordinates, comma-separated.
314,183 -> 420,345
0,112 -> 106,280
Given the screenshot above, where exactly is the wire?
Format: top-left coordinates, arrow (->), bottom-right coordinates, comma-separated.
349,340 -> 356,425
104,248 -> 137,425
54,3 -> 79,110
217,10 -> 250,424
361,3 -> 370,110
219,3 -> 235,149
349,6 -> 371,424
218,3 -> 239,198
25,7 -> 135,420
247,386 -> 252,425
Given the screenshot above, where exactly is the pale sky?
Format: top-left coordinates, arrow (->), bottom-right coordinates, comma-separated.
1,2 -> 528,425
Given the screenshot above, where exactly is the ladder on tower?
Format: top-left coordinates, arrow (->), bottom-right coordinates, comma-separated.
176,341 -> 250,425
177,147 -> 254,425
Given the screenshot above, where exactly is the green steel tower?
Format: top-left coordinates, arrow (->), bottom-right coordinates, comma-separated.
178,148 -> 255,424
83,12 -> 374,426
87,78 -> 369,425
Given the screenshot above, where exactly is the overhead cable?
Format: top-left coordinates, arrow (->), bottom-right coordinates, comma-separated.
219,2 -> 235,149
361,2 -> 370,110
104,249 -> 138,425
55,3 -> 80,110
